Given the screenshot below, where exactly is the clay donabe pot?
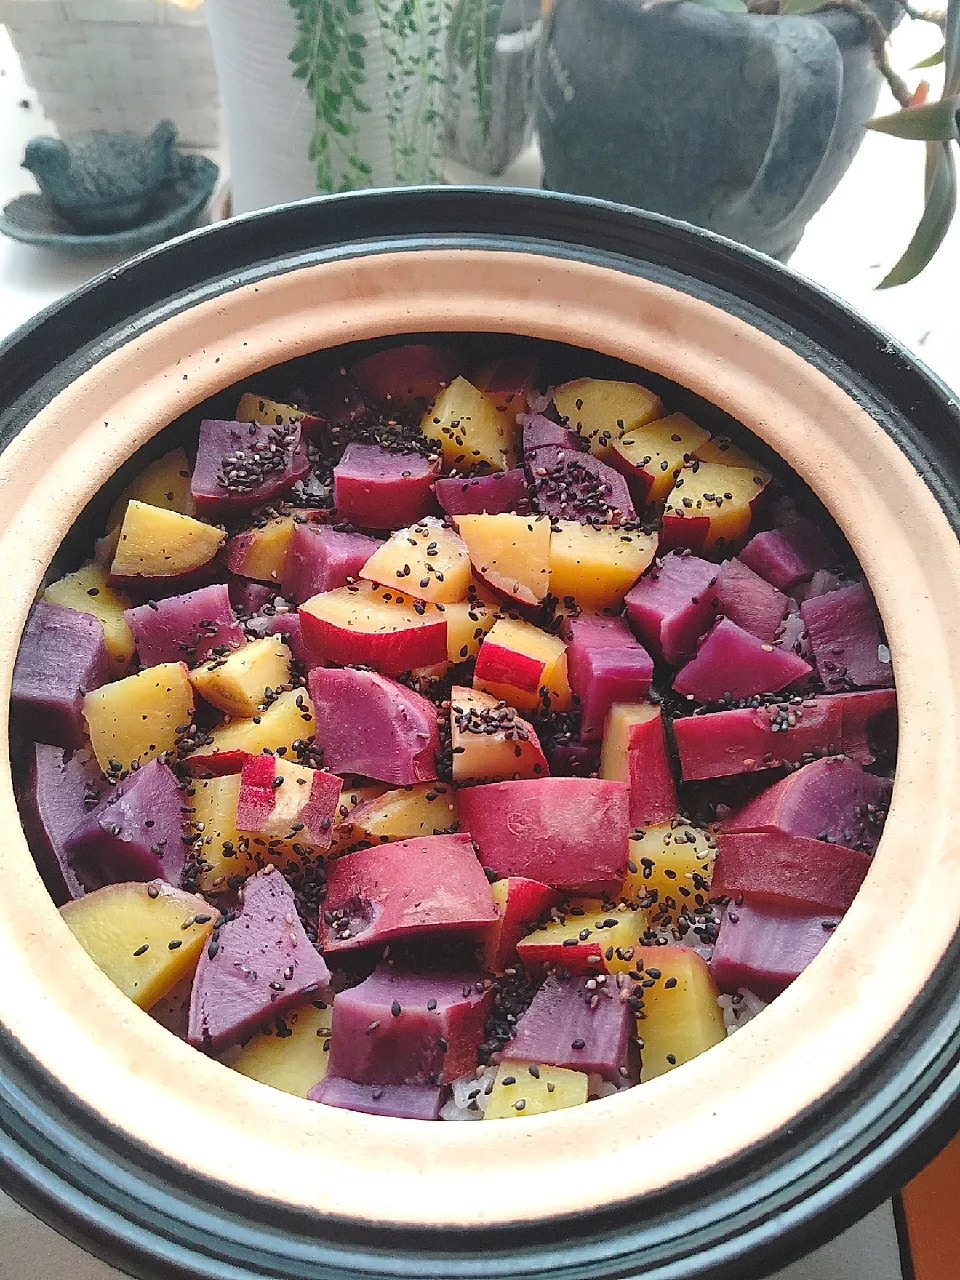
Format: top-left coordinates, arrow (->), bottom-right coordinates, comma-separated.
0,188 -> 959,1280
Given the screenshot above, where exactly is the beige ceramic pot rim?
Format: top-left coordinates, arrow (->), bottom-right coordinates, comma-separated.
0,247 -> 958,1230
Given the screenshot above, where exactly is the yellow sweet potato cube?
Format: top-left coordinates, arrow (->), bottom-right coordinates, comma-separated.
235,393 -> 303,430
225,515 -> 296,583
83,661 -> 193,772
694,435 -> 766,471
188,772 -> 305,892
443,596 -> 499,662
549,522 -> 658,612
663,461 -> 772,553
43,561 -> 135,674
107,446 -> 194,528
621,822 -> 716,924
232,999 -> 332,1097
349,782 -> 458,843
456,513 -> 551,607
610,413 -> 712,504
110,501 -> 225,582
483,1059 -> 589,1119
633,946 -> 727,1080
186,687 -> 315,775
60,880 -> 214,1009
190,637 -> 293,718
473,617 -> 569,712
421,376 -> 518,470
552,378 -> 662,459
516,898 -> 649,975
360,518 -> 471,604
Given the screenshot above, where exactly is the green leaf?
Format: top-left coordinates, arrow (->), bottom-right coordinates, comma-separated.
913,46 -> 945,70
347,31 -> 367,46
945,0 -> 960,95
866,97 -> 960,142
347,49 -> 366,69
292,63 -> 310,79
879,141 -> 957,287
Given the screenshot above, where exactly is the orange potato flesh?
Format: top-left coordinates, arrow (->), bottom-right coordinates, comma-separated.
43,561 -> 135,675
551,378 -> 662,459
456,513 -> 551,607
186,687 -> 315,775
610,414 -> 712,504
235,392 -> 303,430
420,375 -> 518,470
190,638 -> 293,718
227,515 -> 296,582
549,522 -> 658,612
106,448 -> 195,531
232,1000 -> 332,1097
349,782 -> 458,844
663,462 -> 772,552
450,685 -> 548,782
473,617 -> 568,712
621,822 -> 716,926
189,773 -> 307,892
632,945 -> 727,1080
483,1059 -> 589,1118
516,898 -> 649,975
110,501 -> 225,581
60,880 -> 214,1009
360,518 -> 471,604
83,661 -> 193,772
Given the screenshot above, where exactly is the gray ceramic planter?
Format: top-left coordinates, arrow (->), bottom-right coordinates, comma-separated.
536,0 -> 898,259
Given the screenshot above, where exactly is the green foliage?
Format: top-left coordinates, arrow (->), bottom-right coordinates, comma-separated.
913,45 -> 946,69
879,141 -> 957,286
449,0 -> 509,139
866,96 -> 960,141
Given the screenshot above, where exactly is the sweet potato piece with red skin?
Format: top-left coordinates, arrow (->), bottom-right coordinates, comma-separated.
333,443 -> 441,529
282,525 -> 383,604
712,831 -> 871,914
18,743 -> 102,904
457,778 -> 630,894
482,877 -> 560,972
835,689 -> 897,764
298,585 -> 448,674
433,468 -> 528,517
301,367 -> 367,437
351,344 -> 459,407
63,758 -> 186,891
475,352 -> 539,414
236,754 -> 342,850
624,552 -> 719,665
528,445 -> 636,522
503,973 -> 636,1084
673,618 -> 812,702
309,667 -> 439,785
319,835 -> 497,953
673,698 -> 844,780
714,558 -> 789,644
521,414 -> 580,457
309,1076 -> 443,1120
327,966 -> 492,1086
722,756 -> 891,854
227,578 -> 274,617
188,866 -> 331,1052
740,517 -> 836,591
600,704 -> 678,827
191,419 -> 310,518
710,898 -> 836,1001
13,601 -> 110,750
801,581 -> 893,690
564,615 -> 654,743
125,583 -> 245,668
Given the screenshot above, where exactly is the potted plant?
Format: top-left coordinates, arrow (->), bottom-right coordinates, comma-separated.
202,0 -> 540,213
536,0 -> 959,282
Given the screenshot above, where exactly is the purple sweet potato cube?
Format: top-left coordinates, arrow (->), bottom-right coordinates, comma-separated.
433,468 -> 529,516
546,741 -> 601,777
191,419 -> 311,518
800,581 -> 893,690
188,866 -> 331,1052
327,967 -> 492,1086
12,600 -> 110,749
673,618 -> 812,702
740,517 -> 836,591
504,973 -> 636,1083
281,524 -> 383,604
714,558 -> 789,644
710,898 -> 836,1001
624,552 -> 719,665
333,443 -> 440,530
308,1076 -> 443,1120
527,445 -> 635,522
521,413 -> 580,457
125,583 -> 245,667
63,757 -> 186,890
17,743 -> 103,904
227,577 -> 275,617
563,615 -> 654,742
673,698 -> 844,781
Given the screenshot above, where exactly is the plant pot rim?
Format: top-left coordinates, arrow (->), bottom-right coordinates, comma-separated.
1,187 -> 959,1280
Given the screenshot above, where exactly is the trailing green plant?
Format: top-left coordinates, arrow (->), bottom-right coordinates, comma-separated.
289,0 -> 506,191
694,0 -> 960,285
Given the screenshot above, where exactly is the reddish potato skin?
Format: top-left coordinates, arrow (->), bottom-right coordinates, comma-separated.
482,877 -> 559,972
475,352 -> 539,413
319,834 -> 498,953
434,469 -> 528,517
457,778 -> 630,895
673,699 -> 844,781
836,689 -> 897,764
625,709 -> 678,827
712,831 -> 871,914
297,598 -> 447,673
710,898 -> 836,1001
351,344 -> 459,407
333,443 -> 441,529
473,639 -> 545,693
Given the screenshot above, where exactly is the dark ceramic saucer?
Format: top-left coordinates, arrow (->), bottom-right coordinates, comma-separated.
0,154 -> 220,256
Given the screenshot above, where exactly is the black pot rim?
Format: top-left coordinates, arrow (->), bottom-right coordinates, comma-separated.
1,186 -> 959,1280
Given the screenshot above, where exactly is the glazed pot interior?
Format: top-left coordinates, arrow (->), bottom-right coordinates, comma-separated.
1,247 -> 958,1231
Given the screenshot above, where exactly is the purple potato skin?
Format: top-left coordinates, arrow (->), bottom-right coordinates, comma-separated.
527,445 -> 635,522
564,615 -> 654,743
333,443 -> 440,530
17,742 -> 103,904
12,601 -> 110,749
710,898 -> 836,1001
740,517 -> 836,592
308,1076 -> 444,1120
282,525 -> 382,604
673,618 -> 812,702
434,469 -> 528,517
125,583 -> 244,667
504,973 -> 637,1084
624,552 -> 719,665
801,582 -> 894,690
714,558 -> 789,644
191,419 -> 311,518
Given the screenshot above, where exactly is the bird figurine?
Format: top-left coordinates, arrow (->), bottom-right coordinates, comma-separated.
21,120 -> 180,234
